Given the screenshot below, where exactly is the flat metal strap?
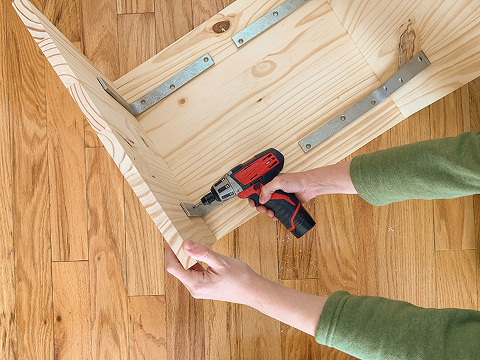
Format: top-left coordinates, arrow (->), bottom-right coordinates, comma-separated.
299,51 -> 431,153
231,0 -> 311,48
97,54 -> 215,116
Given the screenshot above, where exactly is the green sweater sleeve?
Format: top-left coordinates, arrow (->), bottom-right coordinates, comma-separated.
315,291 -> 480,359
350,132 -> 480,206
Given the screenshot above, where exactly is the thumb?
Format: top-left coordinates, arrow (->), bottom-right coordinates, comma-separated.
259,176 -> 284,204
183,240 -> 224,268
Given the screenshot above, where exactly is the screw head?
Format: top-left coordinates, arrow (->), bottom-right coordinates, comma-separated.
399,78 -> 404,83
371,100 -> 376,105
204,57 -> 209,62
418,56 -> 423,62
340,115 -> 346,121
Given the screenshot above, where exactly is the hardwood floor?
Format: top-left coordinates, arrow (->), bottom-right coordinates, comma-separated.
1,0 -> 478,359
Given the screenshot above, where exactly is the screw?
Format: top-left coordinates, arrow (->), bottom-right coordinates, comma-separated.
204,57 -> 209,62
418,56 -> 423,62
340,115 -> 346,121
383,86 -> 388,91
371,100 -> 376,105
399,78 -> 404,83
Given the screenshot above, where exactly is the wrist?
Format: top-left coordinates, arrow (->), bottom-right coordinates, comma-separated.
306,161 -> 357,196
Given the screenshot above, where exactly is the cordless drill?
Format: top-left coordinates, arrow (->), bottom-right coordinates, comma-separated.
183,149 -> 315,238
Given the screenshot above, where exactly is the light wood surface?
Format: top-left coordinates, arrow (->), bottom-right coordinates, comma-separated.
3,0 -> 479,359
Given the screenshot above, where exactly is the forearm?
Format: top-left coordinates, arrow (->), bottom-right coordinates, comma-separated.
304,161 -> 357,196
245,275 -> 327,336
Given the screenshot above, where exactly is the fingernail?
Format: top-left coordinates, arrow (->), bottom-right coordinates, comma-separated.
183,240 -> 196,251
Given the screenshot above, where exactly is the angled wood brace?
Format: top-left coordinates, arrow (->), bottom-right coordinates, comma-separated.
14,0 -> 480,268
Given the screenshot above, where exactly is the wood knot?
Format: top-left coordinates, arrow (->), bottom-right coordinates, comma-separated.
213,20 -> 231,34
56,316 -> 62,322
178,98 -> 186,106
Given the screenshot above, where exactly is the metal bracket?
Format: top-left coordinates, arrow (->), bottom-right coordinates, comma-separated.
299,51 -> 431,153
97,54 -> 215,116
231,0 -> 311,48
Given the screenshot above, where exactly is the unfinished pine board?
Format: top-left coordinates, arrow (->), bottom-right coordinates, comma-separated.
391,107 -> 436,307
155,0 -> 193,51
351,133 -> 397,299
0,0 -> 16,357
52,261 -> 91,359
279,279 -> 321,360
46,62 -> 88,261
436,250 -> 477,310
14,0 -> 216,268
128,296 -> 167,360
8,3 -> 54,358
278,200 -> 318,280
431,86 -> 475,250
328,0 -> 480,118
86,147 -> 128,359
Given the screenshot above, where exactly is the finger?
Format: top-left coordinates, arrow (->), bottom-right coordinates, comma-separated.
165,243 -> 202,284
256,205 -> 267,214
265,209 -> 275,218
248,199 -> 256,208
183,240 -> 225,268
259,177 -> 285,204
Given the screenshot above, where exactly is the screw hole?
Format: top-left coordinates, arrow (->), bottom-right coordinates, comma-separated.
306,144 -> 311,149
141,100 -> 146,105
204,57 -> 209,62
238,39 -> 244,44
371,100 -> 376,105
340,115 -> 346,121
273,11 -> 279,16
170,84 -> 175,90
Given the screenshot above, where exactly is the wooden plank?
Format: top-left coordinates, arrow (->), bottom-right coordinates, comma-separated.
327,0 -> 480,118
431,86 -> 474,250
117,0 -> 154,15
279,279 -> 321,360
128,296 -> 167,360
118,13 -> 156,77
52,261 -> 91,359
436,250 -> 477,310
43,0 -> 81,43
277,200 -> 317,280
14,0 -> 217,268
46,60 -> 88,261
120,0 -> 405,240
315,194 -> 357,296
165,274 -> 206,360
391,107 -> 436,307
237,215 -> 282,360
7,2 -> 53,358
352,132 -> 397,299
0,0 -> 16,358
155,0 -> 193,51
192,0 -> 234,27
86,147 -> 128,359
125,184 -> 165,295
203,232 -> 243,360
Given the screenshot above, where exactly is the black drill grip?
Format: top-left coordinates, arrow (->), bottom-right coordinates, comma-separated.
248,190 -> 315,238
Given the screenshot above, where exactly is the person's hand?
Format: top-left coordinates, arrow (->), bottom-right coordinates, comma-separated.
249,162 -> 356,219
165,240 -> 263,304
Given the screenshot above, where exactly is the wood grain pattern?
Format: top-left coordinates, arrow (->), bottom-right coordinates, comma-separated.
155,0 -> 193,51
328,0 -> 480,118
8,3 -> 54,358
14,0 -> 217,268
43,0 -> 81,43
237,215 -> 282,360
203,232 -> 243,360
278,200 -> 317,280
165,274 -> 206,360
436,250 -> 477,310
192,0 -> 235,27
391,107 -> 436,307
0,0 -> 16,358
279,279 -> 321,360
86,147 -> 129,359
118,13 -> 156,77
431,86 -> 475,250
128,296 -> 167,360
52,261 -> 91,359
352,133 -> 397,299
45,61 -> 88,261
117,0 -> 154,15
